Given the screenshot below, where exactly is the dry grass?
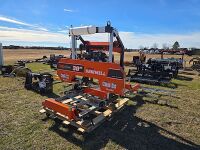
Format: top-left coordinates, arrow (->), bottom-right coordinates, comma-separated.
3,49 -> 70,64
0,49 -> 200,149
3,49 -> 193,65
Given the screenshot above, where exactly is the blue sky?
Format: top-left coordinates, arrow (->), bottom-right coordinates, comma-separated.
0,0 -> 200,48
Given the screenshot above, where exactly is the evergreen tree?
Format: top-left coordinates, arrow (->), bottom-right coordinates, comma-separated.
173,41 -> 180,50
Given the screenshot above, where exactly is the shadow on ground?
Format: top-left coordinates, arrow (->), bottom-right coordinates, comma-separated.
175,75 -> 193,81
45,92 -> 60,98
43,95 -> 199,150
179,71 -> 197,76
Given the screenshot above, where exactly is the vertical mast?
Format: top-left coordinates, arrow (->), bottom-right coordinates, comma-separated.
0,43 -> 3,66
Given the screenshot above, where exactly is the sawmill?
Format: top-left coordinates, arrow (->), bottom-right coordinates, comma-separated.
40,22 -> 140,132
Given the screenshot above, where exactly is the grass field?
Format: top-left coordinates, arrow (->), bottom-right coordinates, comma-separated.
0,49 -> 200,149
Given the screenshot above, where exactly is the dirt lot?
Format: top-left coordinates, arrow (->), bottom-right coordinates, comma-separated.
3,49 -> 70,64
3,49 -> 193,64
0,49 -> 200,149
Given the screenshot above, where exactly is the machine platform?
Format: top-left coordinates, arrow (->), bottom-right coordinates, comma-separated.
40,93 -> 128,133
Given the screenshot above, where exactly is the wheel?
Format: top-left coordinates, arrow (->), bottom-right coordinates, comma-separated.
73,83 -> 82,91
45,113 -> 50,118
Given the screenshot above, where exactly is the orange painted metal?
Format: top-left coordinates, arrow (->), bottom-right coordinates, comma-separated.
125,83 -> 140,92
85,41 -> 122,53
42,98 -> 77,120
42,58 -> 140,121
57,58 -> 125,96
84,87 -> 108,99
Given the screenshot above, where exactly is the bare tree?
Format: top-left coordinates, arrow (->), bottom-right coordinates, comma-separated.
162,43 -> 169,50
139,45 -> 144,50
151,43 -> 158,49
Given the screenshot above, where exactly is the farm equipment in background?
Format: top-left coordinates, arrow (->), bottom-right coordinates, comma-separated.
25,72 -> 53,94
0,62 -> 29,77
40,22 -> 140,133
17,56 -> 49,64
17,59 -> 34,64
16,55 -> 66,67
124,51 -> 146,66
35,56 -> 49,63
49,54 -> 65,68
128,58 -> 183,84
1,65 -> 13,75
189,57 -> 200,73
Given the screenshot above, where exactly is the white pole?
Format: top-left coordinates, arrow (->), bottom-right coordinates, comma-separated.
0,43 -> 3,66
109,32 -> 113,62
74,36 -> 77,58
71,35 -> 76,59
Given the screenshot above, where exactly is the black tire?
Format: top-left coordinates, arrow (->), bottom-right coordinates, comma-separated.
24,72 -> 32,90
40,88 -> 45,94
46,113 -> 50,118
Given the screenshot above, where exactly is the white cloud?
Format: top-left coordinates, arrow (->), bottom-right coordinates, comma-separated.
0,25 -> 200,48
0,16 -> 48,31
0,16 -> 30,26
82,32 -> 200,48
57,30 -> 68,33
64,9 -> 74,12
0,26 -> 70,46
119,32 -> 200,48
